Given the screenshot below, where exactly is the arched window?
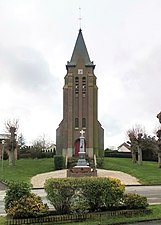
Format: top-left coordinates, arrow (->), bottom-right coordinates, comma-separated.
82,77 -> 86,95
82,118 -> 86,128
75,118 -> 79,128
75,77 -> 79,94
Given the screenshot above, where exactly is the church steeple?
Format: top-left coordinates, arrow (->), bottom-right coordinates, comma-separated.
67,29 -> 94,67
56,28 -> 104,158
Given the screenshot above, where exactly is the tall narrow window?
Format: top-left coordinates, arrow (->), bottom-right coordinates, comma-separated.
75,118 -> 79,128
82,77 -> 86,95
75,77 -> 79,95
82,118 -> 86,128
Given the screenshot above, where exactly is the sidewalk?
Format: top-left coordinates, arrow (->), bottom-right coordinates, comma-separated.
0,182 -> 6,191
31,169 -> 140,188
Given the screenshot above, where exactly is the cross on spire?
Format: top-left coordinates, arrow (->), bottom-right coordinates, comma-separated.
78,7 -> 82,29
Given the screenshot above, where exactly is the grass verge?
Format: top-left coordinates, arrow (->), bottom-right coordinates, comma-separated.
1,157 -> 161,185
53,205 -> 161,225
0,158 -> 54,183
1,205 -> 161,225
0,217 -> 5,225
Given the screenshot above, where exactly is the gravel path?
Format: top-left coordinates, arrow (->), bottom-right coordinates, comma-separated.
31,169 -> 140,188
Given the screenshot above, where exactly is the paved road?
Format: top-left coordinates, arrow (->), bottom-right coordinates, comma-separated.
125,185 -> 161,205
1,185 -> 161,215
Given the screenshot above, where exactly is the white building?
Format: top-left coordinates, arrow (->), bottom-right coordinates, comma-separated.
118,142 -> 131,153
43,144 -> 56,153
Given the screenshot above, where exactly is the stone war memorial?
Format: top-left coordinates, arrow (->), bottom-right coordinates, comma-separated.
67,129 -> 97,177
56,29 -> 104,176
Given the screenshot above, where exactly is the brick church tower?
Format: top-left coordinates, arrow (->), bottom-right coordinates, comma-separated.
56,29 -> 104,158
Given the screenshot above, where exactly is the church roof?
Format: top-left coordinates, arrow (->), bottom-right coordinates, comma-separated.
67,29 -> 94,67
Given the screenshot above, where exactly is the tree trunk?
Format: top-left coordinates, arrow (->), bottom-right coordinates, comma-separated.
132,151 -> 137,163
138,146 -> 142,165
8,147 -> 16,166
158,151 -> 161,168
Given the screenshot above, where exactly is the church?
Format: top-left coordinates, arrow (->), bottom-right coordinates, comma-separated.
56,29 -> 104,158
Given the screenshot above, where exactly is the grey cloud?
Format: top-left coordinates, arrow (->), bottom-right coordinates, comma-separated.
102,114 -> 123,137
120,47 -> 161,115
0,46 -> 59,94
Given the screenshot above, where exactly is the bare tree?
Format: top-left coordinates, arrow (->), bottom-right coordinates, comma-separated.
32,134 -> 51,152
127,124 -> 145,165
18,133 -> 25,148
5,119 -> 19,166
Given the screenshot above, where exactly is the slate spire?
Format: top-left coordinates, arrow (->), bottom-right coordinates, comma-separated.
67,29 -> 94,66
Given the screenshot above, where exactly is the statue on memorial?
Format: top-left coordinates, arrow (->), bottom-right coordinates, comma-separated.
79,130 -> 85,153
77,130 -> 87,166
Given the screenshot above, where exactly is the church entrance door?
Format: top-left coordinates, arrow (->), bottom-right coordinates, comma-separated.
75,139 -> 80,156
74,139 -> 86,156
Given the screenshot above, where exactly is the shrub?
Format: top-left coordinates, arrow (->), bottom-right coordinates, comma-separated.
45,178 -> 76,214
104,151 -> 132,158
18,153 -> 31,158
67,157 -> 78,168
31,151 -> 54,159
96,157 -> 104,168
45,177 -> 125,213
54,155 -> 64,170
81,177 -> 107,211
5,182 -> 48,218
69,191 -> 90,214
102,178 -> 125,210
123,193 -> 149,209
82,177 -> 125,211
5,182 -> 31,209
5,193 -> 48,218
3,150 -> 8,160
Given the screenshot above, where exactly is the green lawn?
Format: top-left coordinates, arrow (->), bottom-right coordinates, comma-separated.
61,205 -> 161,225
0,205 -> 161,225
0,217 -> 5,225
1,157 -> 161,185
103,157 -> 161,184
0,158 -> 54,183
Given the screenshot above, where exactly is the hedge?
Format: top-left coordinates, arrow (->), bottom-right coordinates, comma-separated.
54,155 -> 65,170
44,177 -> 125,214
104,151 -> 132,158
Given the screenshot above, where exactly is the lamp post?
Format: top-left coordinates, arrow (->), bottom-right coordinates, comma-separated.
1,140 -> 5,174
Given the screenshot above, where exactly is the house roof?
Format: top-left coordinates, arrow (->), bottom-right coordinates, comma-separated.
0,134 -> 10,140
67,29 -> 94,67
118,142 -> 130,150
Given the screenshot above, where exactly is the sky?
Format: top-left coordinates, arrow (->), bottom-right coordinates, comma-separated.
0,0 -> 161,148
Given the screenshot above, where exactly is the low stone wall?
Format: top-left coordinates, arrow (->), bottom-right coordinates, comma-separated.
6,209 -> 151,225
67,167 -> 97,177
